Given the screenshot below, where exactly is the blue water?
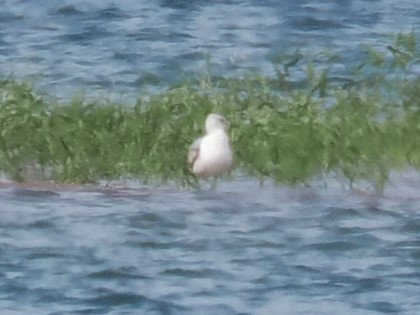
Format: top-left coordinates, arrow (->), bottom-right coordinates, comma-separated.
1,173 -> 420,315
1,1 -> 420,314
0,0 -> 419,98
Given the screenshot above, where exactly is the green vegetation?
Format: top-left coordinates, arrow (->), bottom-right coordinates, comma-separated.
0,33 -> 419,188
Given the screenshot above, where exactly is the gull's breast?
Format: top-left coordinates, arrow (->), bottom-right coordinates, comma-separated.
192,131 -> 232,178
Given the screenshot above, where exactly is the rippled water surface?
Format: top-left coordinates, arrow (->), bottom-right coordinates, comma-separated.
1,0 -> 419,98
1,172 -> 420,315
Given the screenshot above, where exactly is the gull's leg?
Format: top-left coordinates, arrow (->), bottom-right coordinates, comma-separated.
210,176 -> 218,190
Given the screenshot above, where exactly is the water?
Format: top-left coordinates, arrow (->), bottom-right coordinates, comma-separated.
1,1 -> 420,314
0,0 -> 419,99
1,172 -> 420,315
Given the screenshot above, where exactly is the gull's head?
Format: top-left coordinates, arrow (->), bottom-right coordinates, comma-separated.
205,113 -> 228,134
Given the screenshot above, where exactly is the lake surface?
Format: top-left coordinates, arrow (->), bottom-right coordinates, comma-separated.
1,0 -> 419,98
1,1 -> 420,314
0,172 -> 420,315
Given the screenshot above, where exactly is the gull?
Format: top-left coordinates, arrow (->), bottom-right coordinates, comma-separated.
188,113 -> 233,179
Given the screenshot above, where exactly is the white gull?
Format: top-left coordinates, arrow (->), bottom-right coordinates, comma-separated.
188,113 -> 233,179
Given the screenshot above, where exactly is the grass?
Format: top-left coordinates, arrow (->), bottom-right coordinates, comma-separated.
0,33 -> 419,189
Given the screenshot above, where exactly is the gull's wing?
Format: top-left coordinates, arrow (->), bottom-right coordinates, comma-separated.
188,137 -> 202,169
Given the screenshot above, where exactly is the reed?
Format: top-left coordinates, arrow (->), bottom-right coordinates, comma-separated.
0,33 -> 419,188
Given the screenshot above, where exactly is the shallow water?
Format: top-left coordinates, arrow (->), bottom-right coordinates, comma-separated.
1,172 -> 420,314
1,0 -> 419,98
